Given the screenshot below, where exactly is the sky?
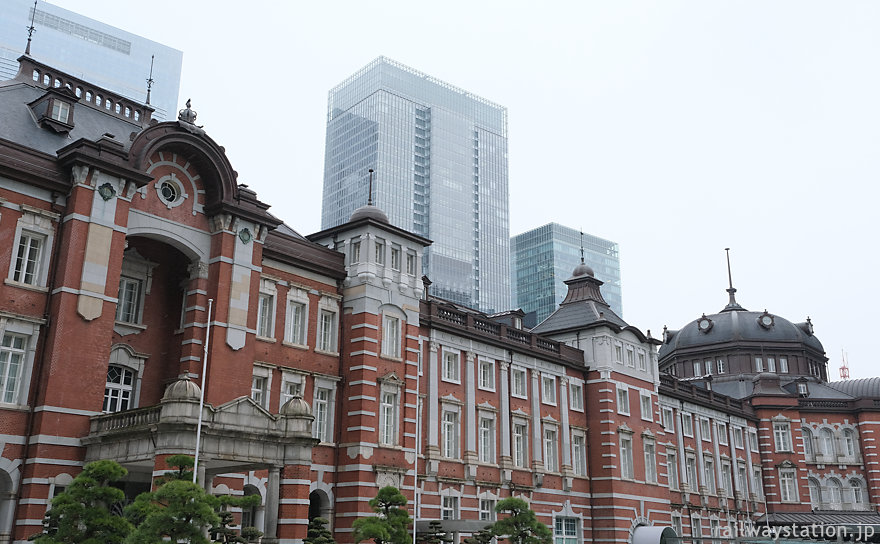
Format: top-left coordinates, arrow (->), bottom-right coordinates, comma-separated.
44,1 -> 880,379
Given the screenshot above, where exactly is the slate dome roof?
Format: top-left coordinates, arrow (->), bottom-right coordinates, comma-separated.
826,377 -> 880,399
350,203 -> 389,224
659,297 -> 823,360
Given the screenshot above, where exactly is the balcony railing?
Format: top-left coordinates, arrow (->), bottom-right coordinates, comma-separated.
90,405 -> 161,433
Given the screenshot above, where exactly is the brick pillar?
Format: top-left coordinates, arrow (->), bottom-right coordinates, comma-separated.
277,463 -> 311,543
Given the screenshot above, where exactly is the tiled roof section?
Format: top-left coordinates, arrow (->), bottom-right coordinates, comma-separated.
760,510 -> 880,527
263,227 -> 345,281
531,299 -> 628,334
826,377 -> 880,399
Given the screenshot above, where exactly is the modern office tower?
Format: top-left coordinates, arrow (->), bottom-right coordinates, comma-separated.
322,56 -> 510,313
0,0 -> 182,120
511,223 -> 622,327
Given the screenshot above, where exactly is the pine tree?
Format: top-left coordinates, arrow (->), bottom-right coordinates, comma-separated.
490,498 -> 552,544
352,486 -> 413,544
305,516 -> 336,544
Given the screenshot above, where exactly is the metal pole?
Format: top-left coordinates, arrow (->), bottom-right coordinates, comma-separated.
193,298 -> 213,484
412,342 -> 422,544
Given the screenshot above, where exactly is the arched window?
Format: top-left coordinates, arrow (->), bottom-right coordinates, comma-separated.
826,478 -> 843,508
802,428 -> 814,458
32,70 -> 39,82
103,365 -> 134,413
820,428 -> 835,456
241,485 -> 261,530
95,95 -> 102,107
843,429 -> 856,457
808,478 -> 821,508
851,479 -> 864,506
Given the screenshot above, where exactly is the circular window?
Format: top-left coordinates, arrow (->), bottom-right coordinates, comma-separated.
154,175 -> 186,208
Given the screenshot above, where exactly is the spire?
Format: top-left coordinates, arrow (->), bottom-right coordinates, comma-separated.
579,230 -> 585,264
24,0 -> 37,56
721,247 -> 745,312
367,168 -> 374,206
145,54 -> 155,105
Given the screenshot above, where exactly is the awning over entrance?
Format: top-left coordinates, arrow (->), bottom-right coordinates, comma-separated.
632,526 -> 678,544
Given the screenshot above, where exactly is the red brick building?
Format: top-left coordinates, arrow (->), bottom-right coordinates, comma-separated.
1,56 -> 878,544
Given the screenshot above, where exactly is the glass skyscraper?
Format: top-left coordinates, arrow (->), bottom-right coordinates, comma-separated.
0,0 -> 182,121
511,223 -> 622,327
322,57 -> 510,313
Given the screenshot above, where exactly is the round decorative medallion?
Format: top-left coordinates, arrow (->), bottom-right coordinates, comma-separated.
98,182 -> 116,201
239,228 -> 252,244
758,310 -> 774,329
697,315 -> 713,333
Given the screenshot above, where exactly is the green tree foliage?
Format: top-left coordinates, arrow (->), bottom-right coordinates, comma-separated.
352,486 -> 412,544
305,516 -> 336,544
210,495 -> 263,543
490,498 -> 552,544
124,479 -> 221,544
418,520 -> 453,544
462,528 -> 494,544
153,453 -> 195,485
30,459 -> 133,544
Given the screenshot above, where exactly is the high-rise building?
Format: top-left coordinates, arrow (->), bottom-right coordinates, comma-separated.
321,57 -> 510,313
511,222 -> 622,327
0,0 -> 182,120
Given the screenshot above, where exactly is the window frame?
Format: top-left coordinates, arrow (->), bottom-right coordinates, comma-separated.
662,407 -> 675,432
478,413 -> 496,464
717,422 -> 728,445
544,424 -> 559,472
644,440 -> 657,483
441,349 -> 461,383
379,389 -> 399,446
616,385 -> 630,416
569,380 -> 584,411
779,468 -> 798,502
773,421 -> 793,452
478,358 -> 495,391
316,297 -> 339,354
681,413 -> 694,437
541,375 -> 557,406
513,420 -> 528,468
381,314 -> 402,359
441,406 -> 460,459
256,279 -> 277,340
441,495 -> 459,521
619,434 -> 634,480
511,367 -> 528,398
572,430 -> 587,476
640,392 -> 653,421
667,450 -> 679,490
284,288 -> 309,347
7,206 -> 57,290
103,364 -> 135,413
553,517 -> 578,544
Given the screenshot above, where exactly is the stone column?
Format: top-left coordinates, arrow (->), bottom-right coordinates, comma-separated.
465,351 -> 478,474
499,361 -> 512,471
676,410 -> 688,491
426,341 -> 440,472
263,465 -> 281,543
531,371 -> 543,468
560,377 -> 572,469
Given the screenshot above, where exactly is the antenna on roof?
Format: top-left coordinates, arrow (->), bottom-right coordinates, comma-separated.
840,349 -> 850,380
579,230 -> 585,263
367,169 -> 374,206
145,54 -> 155,105
25,0 -> 37,56
723,247 -> 742,310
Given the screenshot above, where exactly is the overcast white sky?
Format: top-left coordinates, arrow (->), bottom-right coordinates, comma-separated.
48,1 -> 880,379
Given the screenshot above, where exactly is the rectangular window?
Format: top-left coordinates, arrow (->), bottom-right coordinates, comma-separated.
554,518 -> 578,544
779,356 -> 789,373
721,460 -> 732,496
700,418 -> 711,441
755,357 -> 763,372
375,240 -> 385,265
390,246 -> 401,271
285,300 -> 306,345
479,416 -> 495,463
626,348 -> 635,367
442,409 -> 459,458
752,467 -> 763,498
717,358 -> 726,374
51,100 -> 70,122
640,392 -> 652,421
513,423 -> 528,468
479,359 -> 495,390
511,368 -> 527,397
644,442 -> 657,483
662,407 -> 674,432
691,516 -> 702,539
12,232 -> 43,285
572,433 -> 587,476
620,436 -> 634,479
317,310 -> 337,352
479,499 -> 496,522
406,252 -> 416,275
614,344 -> 623,363
774,422 -> 792,452
251,376 -> 267,409
569,382 -> 584,411
542,375 -> 557,405
767,357 -> 776,372
442,351 -> 460,382
544,425 -> 558,472
116,276 -> 143,324
617,386 -> 630,415
672,515 -> 683,539
717,423 -> 728,445
667,452 -> 679,489
703,456 -> 716,493
280,379 -> 302,406
351,241 -> 361,263
638,352 -> 647,371
734,427 -> 744,449
441,496 -> 458,520
314,388 -> 330,442
737,464 -> 748,496
779,469 -> 797,502
705,359 -> 713,375
2,333 -> 28,404
749,428 -> 759,452
379,391 -> 398,445
686,456 -> 698,489
381,315 -> 401,358
257,292 -> 274,338
693,361 -> 701,376
682,413 -> 693,437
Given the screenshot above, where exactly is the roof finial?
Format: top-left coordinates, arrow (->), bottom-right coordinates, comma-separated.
722,247 -> 744,311
367,169 -> 374,206
145,54 -> 155,105
25,0 -> 37,56
579,230 -> 585,264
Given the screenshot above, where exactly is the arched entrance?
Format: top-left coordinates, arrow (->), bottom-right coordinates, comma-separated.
241,484 -> 263,532
309,489 -> 332,526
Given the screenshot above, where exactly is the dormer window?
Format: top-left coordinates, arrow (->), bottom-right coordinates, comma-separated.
51,100 -> 70,123
797,382 -> 808,397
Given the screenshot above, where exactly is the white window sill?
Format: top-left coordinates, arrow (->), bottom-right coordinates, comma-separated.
282,341 -> 309,351
256,335 -> 277,344
315,349 -> 338,356
4,279 -> 49,292
114,321 -> 146,336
